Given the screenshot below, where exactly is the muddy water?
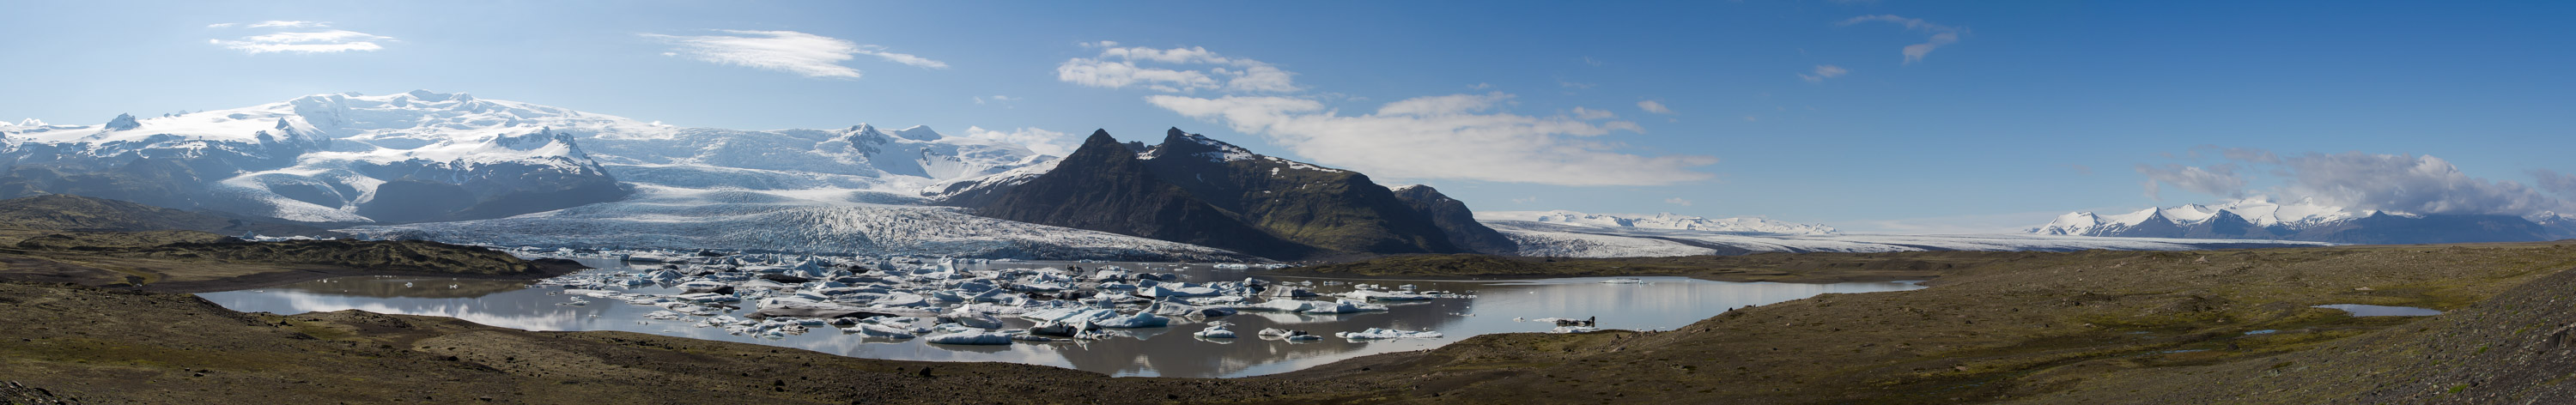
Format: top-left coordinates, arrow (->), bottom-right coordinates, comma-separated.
198,259 -> 1921,378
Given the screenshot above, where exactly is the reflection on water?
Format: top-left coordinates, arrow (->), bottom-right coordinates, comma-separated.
197,259 -> 1921,378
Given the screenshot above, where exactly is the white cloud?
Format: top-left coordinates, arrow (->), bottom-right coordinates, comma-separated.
1571,107 -> 1617,120
1055,45 -> 1299,93
1799,64 -> 1850,82
1664,197 -> 1693,206
248,21 -> 328,28
2135,163 -> 2246,201
1839,15 -> 1965,64
209,29 -> 393,54
641,30 -> 945,79
1146,94 -> 1710,186
962,126 -> 1077,156
1636,100 -> 1673,114
2146,148 -> 2573,215
205,22 -> 237,28
973,95 -> 1019,106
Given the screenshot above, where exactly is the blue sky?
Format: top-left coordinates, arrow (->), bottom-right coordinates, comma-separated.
5,1 -> 2573,233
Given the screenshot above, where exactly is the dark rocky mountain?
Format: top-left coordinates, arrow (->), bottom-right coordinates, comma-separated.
961,130 -> 1318,260
1389,184 -> 1518,255
946,129 -> 1501,260
1136,128 -> 1461,255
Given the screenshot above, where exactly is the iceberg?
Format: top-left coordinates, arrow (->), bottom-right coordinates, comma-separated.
926,332 -> 1014,345
1336,328 -> 1443,340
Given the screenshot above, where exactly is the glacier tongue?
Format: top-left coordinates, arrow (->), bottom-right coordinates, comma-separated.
343,185 -> 1253,262
1475,209 -> 1839,235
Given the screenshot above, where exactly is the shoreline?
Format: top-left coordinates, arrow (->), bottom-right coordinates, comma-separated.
133,258 -> 590,293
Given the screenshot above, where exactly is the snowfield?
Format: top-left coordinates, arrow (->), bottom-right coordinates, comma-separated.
1485,220 -> 2333,257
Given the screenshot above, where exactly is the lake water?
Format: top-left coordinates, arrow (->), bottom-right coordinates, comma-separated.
2312,304 -> 2443,317
197,259 -> 1923,378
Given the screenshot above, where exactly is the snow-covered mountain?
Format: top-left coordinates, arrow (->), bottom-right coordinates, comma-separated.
2029,196 -> 2569,244
1475,210 -> 1839,235
0,90 -> 1051,224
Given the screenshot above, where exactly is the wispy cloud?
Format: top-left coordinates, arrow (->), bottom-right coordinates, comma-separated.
1636,100 -> 1674,114
1838,15 -> 1965,64
642,30 -> 944,79
1056,44 -> 1297,93
972,95 -> 1018,106
1570,106 -> 1617,120
1798,64 -> 1850,82
248,21 -> 328,28
1148,93 -> 1708,186
207,22 -> 393,54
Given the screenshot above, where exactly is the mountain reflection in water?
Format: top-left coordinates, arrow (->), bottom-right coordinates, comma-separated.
198,259 -> 1921,378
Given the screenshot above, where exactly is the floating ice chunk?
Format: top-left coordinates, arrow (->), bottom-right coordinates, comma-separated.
643,311 -> 686,321
1599,278 -> 1644,284
1336,328 -> 1443,339
941,308 -> 1005,329
851,323 -> 917,339
1302,300 -> 1389,314
1549,326 -> 1601,334
1091,311 -> 1170,329
1194,323 -> 1236,339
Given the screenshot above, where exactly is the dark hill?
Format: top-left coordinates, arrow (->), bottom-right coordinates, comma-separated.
0,194 -> 340,238
965,130 -> 1316,260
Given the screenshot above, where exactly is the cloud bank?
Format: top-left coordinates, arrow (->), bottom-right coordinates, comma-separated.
2141,148 -> 2573,215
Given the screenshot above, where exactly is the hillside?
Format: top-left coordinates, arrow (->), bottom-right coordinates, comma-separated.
0,195 -> 340,239
952,129 -> 1503,260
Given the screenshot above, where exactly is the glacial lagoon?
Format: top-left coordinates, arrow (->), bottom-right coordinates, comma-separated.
198,259 -> 1922,378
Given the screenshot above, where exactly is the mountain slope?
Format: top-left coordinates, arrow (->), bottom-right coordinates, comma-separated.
1390,184 -> 1518,255
945,129 -> 1505,260
943,130 -> 1311,260
1136,128 -> 1461,255
0,194 -> 340,239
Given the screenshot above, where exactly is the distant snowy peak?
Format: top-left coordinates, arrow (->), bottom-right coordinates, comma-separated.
1475,210 -> 1839,235
2030,196 -> 2366,236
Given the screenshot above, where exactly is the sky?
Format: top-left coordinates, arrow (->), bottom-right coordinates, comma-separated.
4,1 -> 2573,233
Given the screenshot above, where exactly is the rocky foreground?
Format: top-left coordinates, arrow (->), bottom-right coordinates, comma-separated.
4,243 -> 2576,403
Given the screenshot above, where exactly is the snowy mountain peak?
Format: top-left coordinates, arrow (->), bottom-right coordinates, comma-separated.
1145,127 -> 1255,162
2035,196 -> 2368,236
103,113 -> 140,131
15,118 -> 45,127
890,125 -> 943,141
1475,209 -> 1839,235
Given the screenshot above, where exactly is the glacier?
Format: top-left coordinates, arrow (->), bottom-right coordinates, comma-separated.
1485,220 -> 2332,258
